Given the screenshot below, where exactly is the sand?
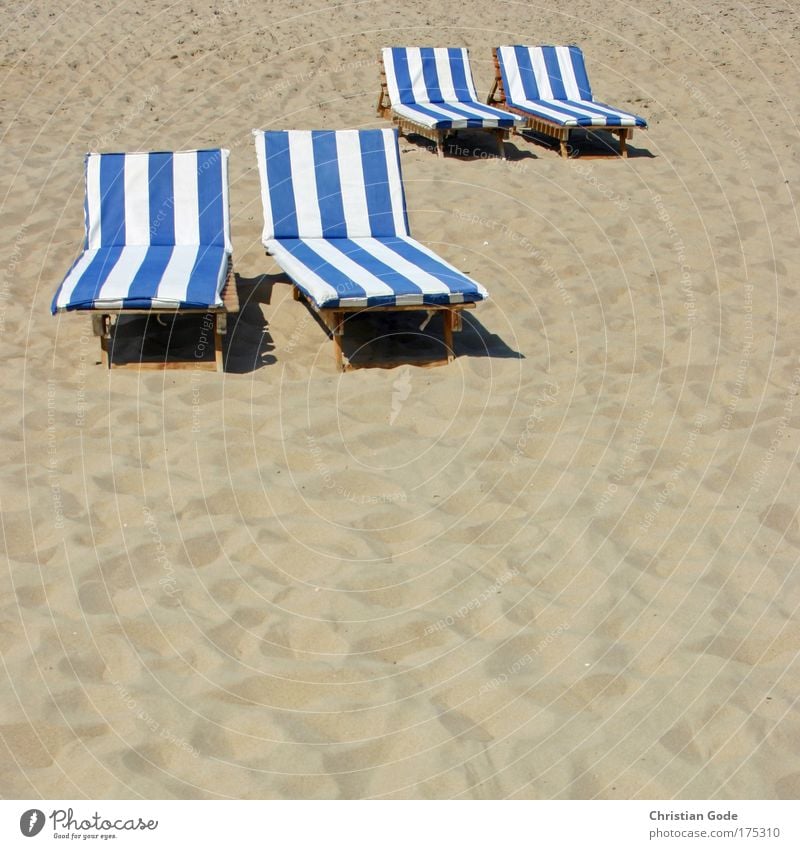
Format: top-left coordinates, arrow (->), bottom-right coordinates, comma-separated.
1,0 -> 799,799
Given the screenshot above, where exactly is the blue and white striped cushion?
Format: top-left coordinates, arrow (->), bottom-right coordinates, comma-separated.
390,101 -> 521,130
253,129 -> 488,309
266,236 -> 487,309
383,47 -> 524,130
497,45 -> 647,128
53,246 -> 229,311
254,129 -> 409,240
52,148 -> 231,312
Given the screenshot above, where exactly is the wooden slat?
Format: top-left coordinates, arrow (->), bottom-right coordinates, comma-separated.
325,302 -> 476,314
221,259 -> 239,312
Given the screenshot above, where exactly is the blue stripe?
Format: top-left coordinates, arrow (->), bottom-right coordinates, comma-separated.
264,132 -> 299,238
196,150 -> 224,246
447,48 -> 473,102
359,130 -> 395,237
379,237 -> 484,299
312,131 -> 347,238
419,48 -> 443,102
541,47 -> 566,99
390,47 -> 415,104
182,245 -> 226,308
325,239 -> 424,299
568,46 -> 593,100
148,152 -> 175,246
387,130 -> 409,236
99,155 -> 126,246
124,245 -> 171,305
63,245 -> 125,309
280,239 -> 368,304
513,46 -> 539,100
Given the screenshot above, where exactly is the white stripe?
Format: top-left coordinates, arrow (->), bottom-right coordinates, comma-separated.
389,103 -> 464,128
433,48 -> 459,101
93,245 -> 149,301
557,101 -> 634,125
123,154 -> 151,245
266,239 -> 341,307
531,48 -> 554,100
55,250 -> 100,309
396,236 -> 489,299
445,101 -> 519,123
542,99 -> 601,120
459,48 -> 479,100
219,148 -> 232,253
336,133 -> 371,237
253,131 -> 275,242
172,151 -> 200,245
86,155 -> 102,249
555,46 -> 581,100
87,299 -> 127,309
513,99 -> 580,125
405,49 -> 430,104
156,245 -> 200,303
382,48 -> 403,106
308,239 -> 396,298
581,100 -> 641,125
382,131 -> 408,237
288,131 -> 323,238
362,240 -> 452,295
499,47 -> 527,106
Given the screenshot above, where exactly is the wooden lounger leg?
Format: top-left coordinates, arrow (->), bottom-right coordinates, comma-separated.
214,312 -> 225,373
619,128 -> 629,158
436,134 -> 445,157
92,313 -> 111,368
559,135 -> 569,159
443,310 -> 455,363
331,311 -> 345,371
494,129 -> 506,160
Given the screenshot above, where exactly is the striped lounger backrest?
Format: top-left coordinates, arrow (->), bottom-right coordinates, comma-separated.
498,45 -> 594,102
83,149 -> 232,251
382,47 -> 480,105
253,129 -> 410,241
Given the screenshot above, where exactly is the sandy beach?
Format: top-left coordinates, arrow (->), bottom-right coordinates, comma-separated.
1,0 -> 799,798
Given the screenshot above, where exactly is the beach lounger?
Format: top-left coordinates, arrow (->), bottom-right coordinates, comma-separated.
489,46 -> 647,158
378,47 -> 525,158
51,148 -> 237,370
253,128 -> 488,370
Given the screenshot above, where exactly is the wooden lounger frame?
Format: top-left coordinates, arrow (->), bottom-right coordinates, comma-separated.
377,54 -> 509,159
291,283 -> 474,372
487,48 -> 638,159
89,259 -> 238,372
